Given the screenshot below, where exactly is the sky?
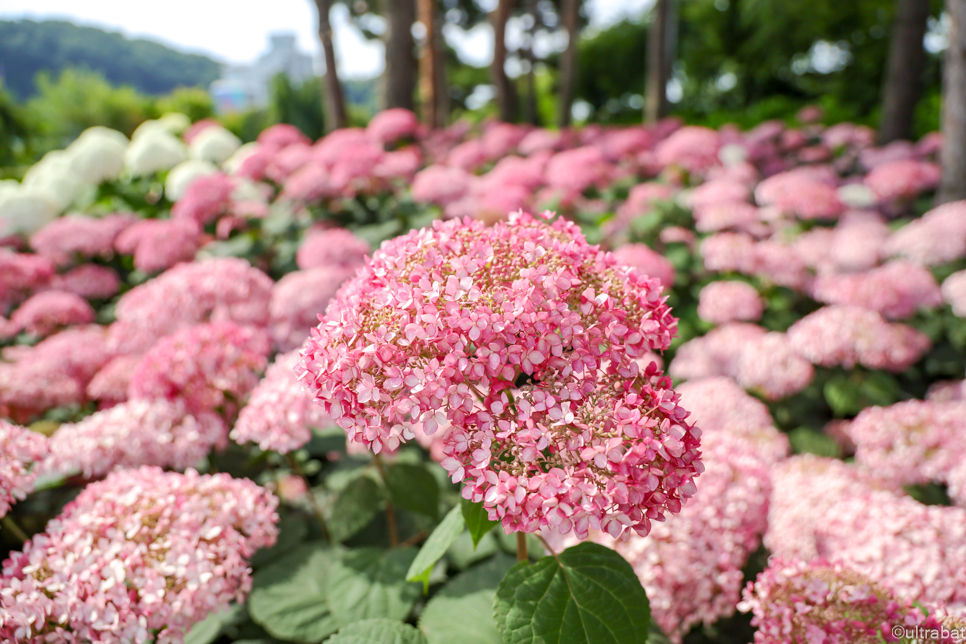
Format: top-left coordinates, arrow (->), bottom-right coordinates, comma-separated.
0,0 -> 653,79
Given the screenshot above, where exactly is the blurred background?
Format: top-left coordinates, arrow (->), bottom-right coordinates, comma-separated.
0,0 -> 948,172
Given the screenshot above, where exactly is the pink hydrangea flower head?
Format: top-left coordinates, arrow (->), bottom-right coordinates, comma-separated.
411,165 -> 474,206
0,249 -> 54,313
328,139 -> 385,195
849,399 -> 966,486
114,218 -> 203,273
796,104 -> 823,123
687,179 -> 750,213
669,323 -> 767,382
598,127 -> 653,161
231,350 -> 331,453
615,182 -> 675,222
43,399 -> 227,479
700,232 -> 757,274
374,147 -> 423,181
129,321 -> 271,414
182,118 -> 220,144
544,146 -> 612,194
739,557 -> 933,644
109,257 -> 273,355
257,122 -> 311,151
885,200 -> 966,265
481,122 -> 527,160
0,466 -> 278,643
518,129 -> 564,155
296,227 -> 371,271
859,140 -> 916,171
311,127 -> 370,167
611,243 -> 676,288
170,172 -> 235,226
809,260 -> 942,319
298,212 -> 700,539
29,214 -> 135,266
7,290 -> 95,338
50,264 -> 121,301
446,139 -> 488,171
787,305 -> 930,371
916,131 -> 943,158
86,354 -> 141,405
655,126 -> 721,175
864,158 -> 941,202
823,123 -> 876,149
278,161 -> 339,203
697,281 -> 763,324
265,142 -> 313,183
734,331 -> 814,400
755,169 -> 844,220
0,420 -> 48,519
270,266 -> 357,352
367,108 -> 420,145
609,429 -> 771,642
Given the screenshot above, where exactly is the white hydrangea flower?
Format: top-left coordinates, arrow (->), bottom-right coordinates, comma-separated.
67,127 -> 129,184
231,178 -> 268,204
125,128 -> 187,175
158,112 -> 191,134
223,142 -> 260,175
837,183 -> 877,209
23,150 -> 87,211
718,143 -> 748,166
189,126 -> 242,164
0,185 -> 60,236
165,159 -> 218,201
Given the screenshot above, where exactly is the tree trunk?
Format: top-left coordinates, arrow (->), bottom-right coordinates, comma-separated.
557,0 -> 579,127
940,0 -> 966,203
524,0 -> 539,125
492,0 -> 517,123
645,0 -> 670,123
314,0 -> 348,131
417,0 -> 440,127
384,0 -> 417,111
434,31 -> 449,127
879,0 -> 930,144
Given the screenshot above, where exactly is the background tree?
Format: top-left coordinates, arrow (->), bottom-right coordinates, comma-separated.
313,0 -> 349,130
383,0 -> 418,110
557,0 -> 580,126
879,0 -> 931,142
940,0 -> 966,202
645,0 -> 672,122
492,0 -> 518,122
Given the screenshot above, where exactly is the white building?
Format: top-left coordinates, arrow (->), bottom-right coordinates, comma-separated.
211,33 -> 315,112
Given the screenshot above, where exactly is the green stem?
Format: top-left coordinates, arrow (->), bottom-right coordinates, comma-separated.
516,532 -> 528,562
2,515 -> 29,544
373,455 -> 400,548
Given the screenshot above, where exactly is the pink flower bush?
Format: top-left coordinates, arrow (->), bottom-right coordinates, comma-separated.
114,218 -> 203,273
787,305 -> 930,371
0,467 -> 278,643
942,270 -> 966,317
611,243 -> 676,287
864,158 -> 941,202
809,261 -> 942,319
739,557 -> 936,644
299,212 -> 701,539
296,227 -> 370,270
29,214 -> 135,266
544,146 -> 612,194
697,281 -> 763,324
367,108 -> 419,145
655,126 -> 722,175
129,321 -> 270,414
5,290 -> 95,337
50,264 -> 120,301
411,165 -> 473,206
86,355 -> 140,406
611,430 -> 772,642
170,173 -> 235,225
0,420 -> 47,519
1,250 -> 54,313
109,258 -> 273,355
885,201 -> 966,265
755,168 -> 844,220
43,399 -> 227,479
669,323 -> 766,382
270,266 -> 356,352
231,350 -> 331,453
849,400 -> 966,486
734,332 -> 814,400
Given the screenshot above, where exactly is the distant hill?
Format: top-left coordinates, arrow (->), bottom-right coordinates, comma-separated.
0,19 -> 222,100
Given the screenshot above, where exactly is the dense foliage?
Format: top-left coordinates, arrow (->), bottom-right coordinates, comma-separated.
2,109 -> 966,643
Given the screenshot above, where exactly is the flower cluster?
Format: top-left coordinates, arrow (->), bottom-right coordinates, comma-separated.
809,261 -> 942,319
0,467 -> 278,643
299,212 -> 701,539
43,399 -> 227,479
231,350 -> 331,453
697,281 -> 763,324
0,420 -> 47,519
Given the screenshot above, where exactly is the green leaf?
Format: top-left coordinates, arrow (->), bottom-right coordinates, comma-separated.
384,463 -> 440,519
787,427 -> 842,458
419,554 -> 516,644
461,497 -> 499,549
406,505 -> 466,590
184,609 -> 224,644
248,543 -> 341,643
493,542 -> 651,644
327,547 -> 421,626
447,530 -> 499,571
250,513 -> 309,567
329,475 -> 385,542
328,619 -> 428,644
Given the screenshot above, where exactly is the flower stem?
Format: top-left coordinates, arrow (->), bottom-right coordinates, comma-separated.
286,454 -> 331,542
516,532 -> 528,562
1,515 -> 29,544
373,455 -> 400,548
